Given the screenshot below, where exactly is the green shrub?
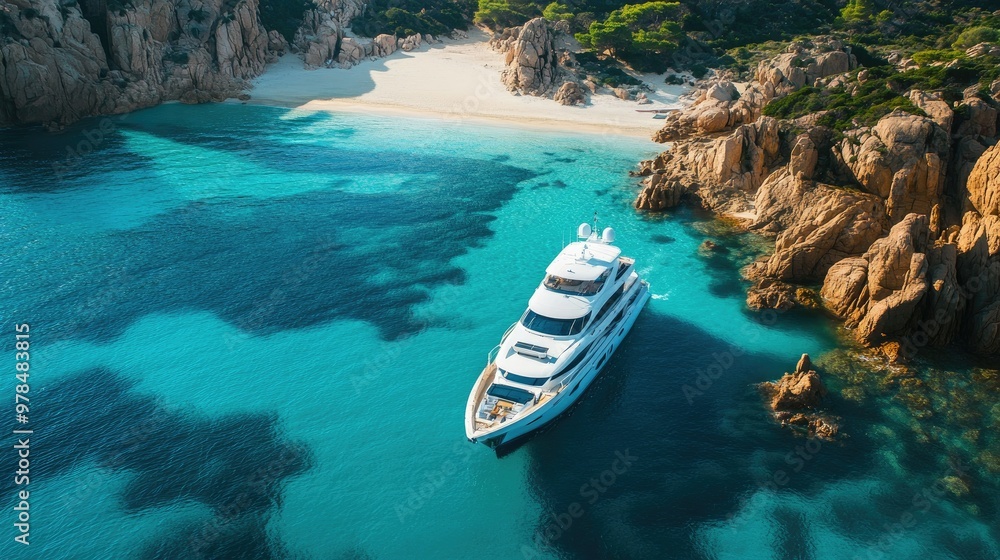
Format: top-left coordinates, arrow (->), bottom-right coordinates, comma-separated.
165,50 -> 190,64
762,73 -> 929,132
953,26 -> 1000,49
259,0 -> 313,42
911,49 -> 963,65
354,1 -> 475,38
474,0 -> 532,28
188,8 -> 209,23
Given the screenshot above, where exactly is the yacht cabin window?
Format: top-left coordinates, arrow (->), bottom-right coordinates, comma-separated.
520,309 -> 590,336
500,368 -> 548,386
543,268 -> 611,295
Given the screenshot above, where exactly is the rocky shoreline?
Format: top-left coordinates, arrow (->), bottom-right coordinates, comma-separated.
0,0 -> 281,127
0,0 -> 459,127
633,37 -> 1000,361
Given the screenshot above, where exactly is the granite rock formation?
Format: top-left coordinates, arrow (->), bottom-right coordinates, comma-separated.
760,354 -> 839,439
651,37 -> 856,142
636,42 -> 1000,357
0,0 -> 279,126
491,17 -> 559,97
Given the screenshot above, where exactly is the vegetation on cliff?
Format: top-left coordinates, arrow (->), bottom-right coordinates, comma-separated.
259,0 -> 314,41
351,0 -> 476,38
473,0 -> 844,72
757,3 -> 1000,130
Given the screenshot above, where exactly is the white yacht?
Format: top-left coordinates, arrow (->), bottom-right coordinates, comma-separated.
465,219 -> 650,449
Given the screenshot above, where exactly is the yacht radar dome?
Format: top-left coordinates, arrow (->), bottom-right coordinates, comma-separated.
602,227 -> 616,244
577,223 -> 592,240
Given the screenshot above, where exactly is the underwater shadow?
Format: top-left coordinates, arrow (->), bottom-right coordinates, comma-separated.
518,310 -> 879,559
0,367 -> 311,559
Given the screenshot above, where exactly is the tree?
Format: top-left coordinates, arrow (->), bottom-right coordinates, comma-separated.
475,0 -> 530,28
840,0 -> 875,22
575,2 -> 685,70
577,20 -> 633,57
542,2 -> 573,21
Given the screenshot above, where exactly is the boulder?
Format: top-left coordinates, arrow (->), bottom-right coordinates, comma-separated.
967,142 -> 1000,216
336,37 -> 366,65
754,37 -> 857,98
966,42 -> 1000,58
834,111 -> 949,223
635,174 -> 684,210
399,33 -> 422,52
746,279 -> 820,311
372,34 -> 398,57
763,353 -> 827,411
637,117 -> 781,216
748,170 -> 888,282
553,81 -> 585,106
493,18 -> 558,96
955,98 -> 998,139
909,90 -> 954,132
821,214 -> 938,345
760,354 -> 838,439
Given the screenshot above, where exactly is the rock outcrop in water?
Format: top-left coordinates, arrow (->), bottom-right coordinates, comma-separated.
760,354 -> 839,439
635,38 -> 1000,358
0,0 -> 280,126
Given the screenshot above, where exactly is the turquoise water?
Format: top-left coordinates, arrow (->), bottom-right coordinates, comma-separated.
0,104 -> 996,559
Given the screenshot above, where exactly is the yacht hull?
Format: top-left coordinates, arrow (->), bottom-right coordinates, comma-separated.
466,281 -> 650,449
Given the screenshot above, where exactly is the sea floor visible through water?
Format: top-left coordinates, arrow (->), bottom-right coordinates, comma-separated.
0,104 -> 997,559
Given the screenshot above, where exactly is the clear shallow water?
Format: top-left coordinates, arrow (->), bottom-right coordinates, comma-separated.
0,104 -> 996,559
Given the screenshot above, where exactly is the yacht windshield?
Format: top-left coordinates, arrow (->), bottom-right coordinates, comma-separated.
520,310 -> 589,336
543,269 -> 610,295
500,368 -> 548,386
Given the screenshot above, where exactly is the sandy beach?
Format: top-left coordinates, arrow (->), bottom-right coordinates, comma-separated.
248,30 -> 690,137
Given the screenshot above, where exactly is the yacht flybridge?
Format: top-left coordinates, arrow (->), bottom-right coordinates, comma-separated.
465,218 -> 650,449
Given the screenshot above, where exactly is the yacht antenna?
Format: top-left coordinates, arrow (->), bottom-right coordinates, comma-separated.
592,212 -> 599,241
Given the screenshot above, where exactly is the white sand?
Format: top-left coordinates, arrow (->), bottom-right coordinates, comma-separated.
248,29 -> 691,138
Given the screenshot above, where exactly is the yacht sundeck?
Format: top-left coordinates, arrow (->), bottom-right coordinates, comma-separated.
465,218 -> 650,449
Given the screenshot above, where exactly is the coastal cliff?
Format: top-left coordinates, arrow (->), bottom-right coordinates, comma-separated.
635,37 -> 1000,359
0,0 -> 285,126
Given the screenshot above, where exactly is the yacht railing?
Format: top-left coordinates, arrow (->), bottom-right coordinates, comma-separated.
486,322 -> 518,365
501,321 -> 517,343
487,344 -> 501,365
